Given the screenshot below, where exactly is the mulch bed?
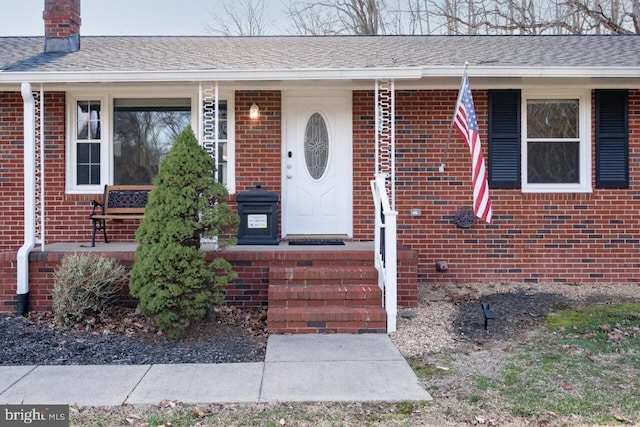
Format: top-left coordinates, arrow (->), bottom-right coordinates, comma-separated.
0,306 -> 267,365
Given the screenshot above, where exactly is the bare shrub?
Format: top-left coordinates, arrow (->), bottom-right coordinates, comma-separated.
53,254 -> 127,326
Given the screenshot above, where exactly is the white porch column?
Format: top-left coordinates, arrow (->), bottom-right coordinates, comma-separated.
375,79 -> 395,209
199,81 -> 219,164
373,79 -> 398,333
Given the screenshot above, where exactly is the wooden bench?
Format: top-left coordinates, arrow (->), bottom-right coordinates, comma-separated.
89,185 -> 153,247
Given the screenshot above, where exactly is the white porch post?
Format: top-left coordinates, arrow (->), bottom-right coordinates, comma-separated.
199,81 -> 220,245
375,79 -> 395,208
373,79 -> 398,333
384,207 -> 398,332
199,81 -> 219,165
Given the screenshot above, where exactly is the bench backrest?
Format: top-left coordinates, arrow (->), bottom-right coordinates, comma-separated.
103,185 -> 154,215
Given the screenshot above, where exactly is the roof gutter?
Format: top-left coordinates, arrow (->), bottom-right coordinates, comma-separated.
0,66 -> 639,85
17,82 -> 36,316
421,65 -> 640,79
0,67 -> 423,84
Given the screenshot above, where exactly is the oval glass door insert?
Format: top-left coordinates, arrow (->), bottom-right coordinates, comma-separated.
304,112 -> 329,180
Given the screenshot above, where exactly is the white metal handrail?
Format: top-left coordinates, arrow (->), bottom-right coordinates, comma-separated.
370,173 -> 398,333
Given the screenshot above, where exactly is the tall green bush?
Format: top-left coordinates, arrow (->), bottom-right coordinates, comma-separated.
129,125 -> 239,339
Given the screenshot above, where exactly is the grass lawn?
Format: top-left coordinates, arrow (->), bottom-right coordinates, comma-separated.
495,302 -> 640,425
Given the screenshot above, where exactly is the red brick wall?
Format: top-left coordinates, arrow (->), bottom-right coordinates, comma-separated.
0,90 -> 283,252
234,91 -> 282,195
355,89 -> 640,285
2,86 -> 639,313
352,91 -> 377,239
0,92 -> 26,250
44,0 -> 81,39
0,91 -> 132,251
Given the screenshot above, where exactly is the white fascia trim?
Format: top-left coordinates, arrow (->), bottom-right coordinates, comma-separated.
421,66 -> 640,79
0,67 -> 423,84
2,66 -> 639,84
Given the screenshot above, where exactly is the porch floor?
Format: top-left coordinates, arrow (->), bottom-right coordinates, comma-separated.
39,240 -> 375,253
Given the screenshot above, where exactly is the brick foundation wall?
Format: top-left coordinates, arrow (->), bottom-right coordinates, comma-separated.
0,247 -> 418,314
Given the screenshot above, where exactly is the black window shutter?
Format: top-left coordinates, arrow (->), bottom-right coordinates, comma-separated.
488,90 -> 521,189
596,90 -> 628,188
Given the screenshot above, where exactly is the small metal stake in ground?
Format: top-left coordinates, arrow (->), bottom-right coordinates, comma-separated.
481,302 -> 495,330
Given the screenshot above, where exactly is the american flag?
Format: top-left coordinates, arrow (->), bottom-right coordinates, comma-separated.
453,72 -> 492,223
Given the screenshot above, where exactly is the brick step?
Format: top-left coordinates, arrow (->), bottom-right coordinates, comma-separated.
267,306 -> 387,334
269,266 -> 378,286
269,284 -> 382,308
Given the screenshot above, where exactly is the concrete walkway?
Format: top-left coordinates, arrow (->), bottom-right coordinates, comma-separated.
0,334 -> 431,406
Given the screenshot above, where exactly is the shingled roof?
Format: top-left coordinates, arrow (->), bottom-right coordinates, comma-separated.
1,35 -> 639,81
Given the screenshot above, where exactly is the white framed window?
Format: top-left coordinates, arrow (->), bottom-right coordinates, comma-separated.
66,89 -> 235,194
521,89 -> 591,193
66,96 -> 109,193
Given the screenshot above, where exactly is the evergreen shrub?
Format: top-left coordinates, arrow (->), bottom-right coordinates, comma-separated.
129,126 -> 238,339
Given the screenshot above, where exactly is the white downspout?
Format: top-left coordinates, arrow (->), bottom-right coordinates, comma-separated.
17,82 -> 36,316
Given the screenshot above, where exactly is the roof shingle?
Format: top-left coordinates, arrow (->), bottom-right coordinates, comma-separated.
1,35 -> 638,75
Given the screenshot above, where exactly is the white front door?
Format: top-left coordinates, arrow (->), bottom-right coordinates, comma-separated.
282,92 -> 352,237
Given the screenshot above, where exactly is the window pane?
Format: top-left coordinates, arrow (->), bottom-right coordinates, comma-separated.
76,142 -> 101,185
304,113 -> 329,180
77,143 -> 89,163
77,165 -> 89,185
90,103 -> 101,139
77,101 -> 101,140
218,121 -> 228,140
90,142 -> 100,162
113,98 -> 191,185
527,99 -> 579,139
528,142 -> 579,183
218,142 -> 227,185
218,101 -> 227,121
90,164 -> 101,185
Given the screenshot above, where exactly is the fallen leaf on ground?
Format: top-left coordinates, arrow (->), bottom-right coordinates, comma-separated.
613,413 -> 633,424
193,406 -> 211,418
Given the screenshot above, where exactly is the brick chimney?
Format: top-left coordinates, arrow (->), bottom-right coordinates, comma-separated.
43,0 -> 81,53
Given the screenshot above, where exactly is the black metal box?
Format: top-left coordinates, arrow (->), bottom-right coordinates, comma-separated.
236,185 -> 280,245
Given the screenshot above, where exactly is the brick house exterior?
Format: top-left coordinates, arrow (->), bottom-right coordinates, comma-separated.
1,0 -> 639,319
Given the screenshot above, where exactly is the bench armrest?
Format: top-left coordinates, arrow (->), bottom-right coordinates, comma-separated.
89,199 -> 104,218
